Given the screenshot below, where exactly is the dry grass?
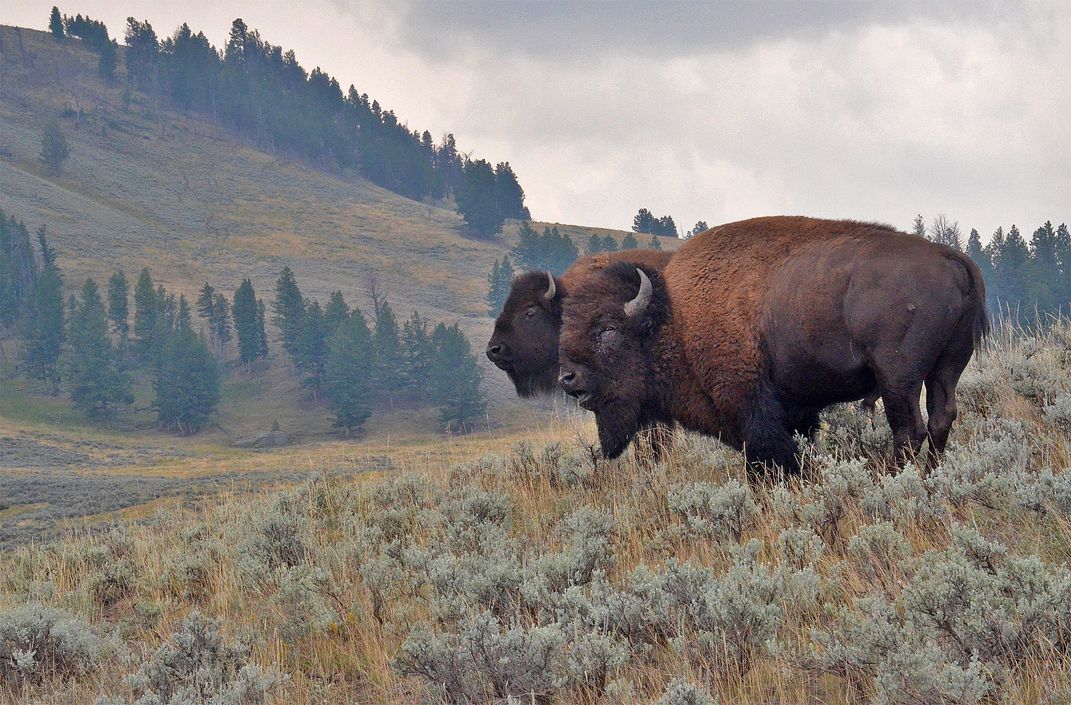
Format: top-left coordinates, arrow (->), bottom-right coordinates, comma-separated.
1,324 -> 1069,705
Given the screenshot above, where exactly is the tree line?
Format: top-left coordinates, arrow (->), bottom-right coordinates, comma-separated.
1,210 -> 224,433
271,267 -> 486,433
632,208 -> 678,237
47,7 -> 528,236
914,214 -> 1071,321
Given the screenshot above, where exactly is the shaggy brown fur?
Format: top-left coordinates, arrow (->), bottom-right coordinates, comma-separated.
559,216 -> 988,474
486,249 -> 672,397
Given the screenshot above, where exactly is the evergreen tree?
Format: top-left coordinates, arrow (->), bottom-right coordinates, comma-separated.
511,221 -> 542,269
372,299 -> 404,402
402,311 -> 434,399
688,221 -> 708,238
211,292 -> 232,356
255,299 -> 269,358
196,282 -> 215,321
324,309 -> 373,434
585,234 -> 603,256
324,290 -> 350,331
0,213 -> 38,327
21,231 -> 64,392
176,294 -> 192,331
656,215 -> 677,237
647,235 -> 662,250
621,233 -> 639,250
124,17 -> 160,92
133,268 -> 158,364
296,299 -> 329,393
106,270 -> 129,345
273,266 -> 305,363
600,235 -> 618,253
911,214 -> 926,238
154,317 -> 220,434
98,38 -> 117,82
493,162 -> 531,220
49,7 -> 64,38
66,279 -> 132,418
486,255 -> 515,316
232,278 -> 260,365
633,208 -> 656,234
39,121 -> 70,176
430,322 -> 486,432
1027,221 -> 1060,313
456,158 -> 504,237
1056,223 -> 1071,314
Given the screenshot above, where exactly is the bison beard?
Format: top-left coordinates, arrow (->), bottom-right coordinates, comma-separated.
593,396 -> 644,459
505,362 -> 559,398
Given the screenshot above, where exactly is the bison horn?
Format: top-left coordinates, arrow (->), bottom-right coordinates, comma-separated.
624,268 -> 652,319
542,271 -> 556,302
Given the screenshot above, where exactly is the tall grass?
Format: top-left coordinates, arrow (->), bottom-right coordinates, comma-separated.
1,321 -> 1069,704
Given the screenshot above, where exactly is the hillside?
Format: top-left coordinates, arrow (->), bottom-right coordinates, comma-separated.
0,25 -> 679,439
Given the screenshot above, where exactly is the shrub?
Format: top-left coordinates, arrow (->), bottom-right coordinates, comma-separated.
927,419 -> 1030,509
1043,392 -> 1071,431
0,603 -> 105,686
653,678 -> 718,705
124,611 -> 281,704
667,480 -> 758,541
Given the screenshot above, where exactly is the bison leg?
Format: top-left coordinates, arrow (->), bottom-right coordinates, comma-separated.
785,406 -> 822,440
742,393 -> 800,476
880,381 -> 926,468
923,328 -> 974,468
633,421 -> 674,463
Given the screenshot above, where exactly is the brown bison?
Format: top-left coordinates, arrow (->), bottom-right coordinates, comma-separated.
486,249 -> 673,397
557,216 -> 988,474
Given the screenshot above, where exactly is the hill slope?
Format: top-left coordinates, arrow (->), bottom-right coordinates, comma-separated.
0,25 -> 677,438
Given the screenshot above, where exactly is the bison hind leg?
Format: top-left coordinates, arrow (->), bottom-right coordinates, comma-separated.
741,392 -> 801,476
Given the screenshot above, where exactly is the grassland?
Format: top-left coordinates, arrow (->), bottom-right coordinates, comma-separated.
0,25 -> 679,436
2,321 -> 1069,704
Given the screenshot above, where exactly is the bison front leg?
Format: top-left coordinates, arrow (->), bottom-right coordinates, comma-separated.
741,393 -> 801,476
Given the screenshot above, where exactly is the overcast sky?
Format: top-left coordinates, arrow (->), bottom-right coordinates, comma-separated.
5,1 -> 1069,237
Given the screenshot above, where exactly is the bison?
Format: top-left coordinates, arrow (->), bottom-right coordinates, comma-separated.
557,216 -> 988,474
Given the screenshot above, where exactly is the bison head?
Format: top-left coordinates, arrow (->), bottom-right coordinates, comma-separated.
486,270 -> 564,397
559,262 -> 670,458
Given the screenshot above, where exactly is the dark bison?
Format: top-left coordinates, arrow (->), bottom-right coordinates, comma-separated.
486,249 -> 673,397
557,216 -> 988,473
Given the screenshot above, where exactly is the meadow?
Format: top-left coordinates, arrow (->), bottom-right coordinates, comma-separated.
2,321 -> 1069,705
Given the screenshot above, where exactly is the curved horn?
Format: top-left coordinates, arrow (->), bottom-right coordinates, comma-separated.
623,268 -> 652,319
542,271 -> 556,302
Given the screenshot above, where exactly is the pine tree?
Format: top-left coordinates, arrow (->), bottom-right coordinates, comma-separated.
39,121 -> 70,176
154,316 -> 220,434
0,213 -> 38,327
1027,221 -> 1060,313
98,38 -> 117,82
49,7 -> 64,38
324,290 -> 350,331
273,266 -> 305,364
66,279 -> 132,418
911,214 -> 926,238
430,322 -> 486,432
1056,223 -> 1071,314
255,299 -> 269,358
601,235 -> 618,253
647,235 -> 662,250
511,221 -> 542,269
324,308 -> 373,434
493,162 -> 531,220
296,299 -> 329,393
21,231 -> 64,392
456,158 -> 504,237
212,293 -> 232,357
133,268 -> 158,364
656,215 -> 677,237
585,234 -> 603,256
621,233 -> 639,250
633,209 -> 656,234
232,278 -> 260,365
486,256 -> 514,316
688,221 -> 708,238
106,270 -> 129,345
373,300 -> 404,402
402,311 -> 434,399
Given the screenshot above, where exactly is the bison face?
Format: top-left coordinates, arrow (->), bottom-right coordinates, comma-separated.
559,263 -> 668,459
487,271 -> 564,397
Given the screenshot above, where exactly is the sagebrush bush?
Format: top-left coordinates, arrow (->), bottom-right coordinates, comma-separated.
120,611 -> 281,705
0,603 -> 106,686
667,480 -> 758,541
653,678 -> 718,705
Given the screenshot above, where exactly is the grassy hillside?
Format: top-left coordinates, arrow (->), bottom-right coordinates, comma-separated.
0,25 -> 678,439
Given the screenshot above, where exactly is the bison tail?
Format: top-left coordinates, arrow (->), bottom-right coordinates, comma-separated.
952,251 -> 990,346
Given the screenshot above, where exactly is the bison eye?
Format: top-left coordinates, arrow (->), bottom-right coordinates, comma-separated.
524,308 -> 537,320
598,326 -> 617,340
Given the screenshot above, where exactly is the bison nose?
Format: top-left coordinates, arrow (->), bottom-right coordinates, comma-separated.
486,342 -> 510,363
559,369 -> 585,395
